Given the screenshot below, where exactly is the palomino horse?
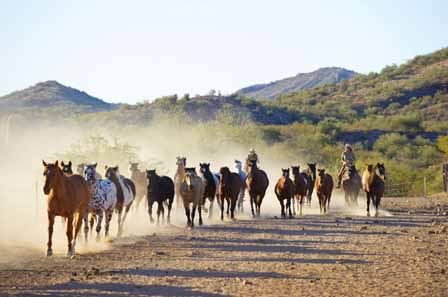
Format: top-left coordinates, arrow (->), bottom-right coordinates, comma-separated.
234,160 -> 246,213
362,163 -> 386,217
42,160 -> 90,258
275,168 -> 294,218
174,157 -> 187,208
146,169 -> 175,225
291,166 -> 309,216
246,160 -> 269,217
61,161 -> 73,175
180,167 -> 205,227
199,163 -> 218,219
218,167 -> 242,220
83,163 -> 117,240
315,169 -> 334,214
342,164 -> 362,208
306,163 -> 317,206
105,166 -> 136,236
129,162 -> 148,212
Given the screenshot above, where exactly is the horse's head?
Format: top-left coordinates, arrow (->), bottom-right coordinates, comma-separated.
365,164 -> 374,172
291,166 -> 300,176
184,167 -> 196,190
61,161 -> 73,175
317,168 -> 326,181
105,165 -> 119,181
219,167 -> 231,187
307,163 -> 317,178
282,168 -> 290,178
77,163 -> 86,176
129,162 -> 139,173
176,157 -> 186,167
84,163 -> 98,184
376,163 -> 386,180
146,169 -> 158,187
199,163 -> 210,175
42,160 -> 63,195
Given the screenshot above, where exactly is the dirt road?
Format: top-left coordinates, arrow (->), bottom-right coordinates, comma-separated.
1,196 -> 447,297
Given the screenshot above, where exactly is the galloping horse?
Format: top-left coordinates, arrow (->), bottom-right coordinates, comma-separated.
180,167 -> 204,227
246,160 -> 269,217
105,166 -> 136,236
275,168 -> 294,218
83,163 -> 117,240
146,169 -> 175,225
199,163 -> 218,219
42,160 -> 90,258
315,169 -> 333,214
129,162 -> 147,212
218,167 -> 242,220
362,163 -> 386,217
306,163 -> 317,206
342,164 -> 362,208
61,161 -> 73,175
234,160 -> 246,213
174,157 -> 187,208
291,166 -> 309,216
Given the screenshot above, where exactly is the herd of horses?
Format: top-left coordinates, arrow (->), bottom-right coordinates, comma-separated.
41,158 -> 386,258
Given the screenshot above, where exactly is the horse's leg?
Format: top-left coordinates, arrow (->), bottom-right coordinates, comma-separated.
366,192 -> 371,217
299,196 -> 304,216
226,198 -> 230,216
191,205 -> 196,228
104,209 -> 113,237
208,198 -> 214,220
250,194 -> 256,218
120,204 -> 132,234
185,206 -> 191,226
257,195 -> 262,217
116,208 -> 123,237
198,202 -> 203,226
230,197 -> 237,220
83,212 -> 89,243
167,198 -> 173,225
72,212 -> 84,257
220,196 -> 225,221
89,215 -> 94,239
65,215 -> 74,257
156,201 -> 162,226
374,194 -> 380,217
279,197 -> 285,218
327,192 -> 331,213
286,197 -> 292,218
47,213 -> 55,257
291,196 -> 296,215
95,211 -> 104,241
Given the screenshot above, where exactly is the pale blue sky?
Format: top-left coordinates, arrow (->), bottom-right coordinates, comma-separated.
1,0 -> 447,103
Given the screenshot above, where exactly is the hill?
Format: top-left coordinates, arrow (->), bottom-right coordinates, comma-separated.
0,81 -> 116,113
237,67 -> 358,100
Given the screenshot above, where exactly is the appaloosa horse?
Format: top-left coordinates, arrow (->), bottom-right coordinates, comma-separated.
129,162 -> 148,212
180,167 -> 204,227
61,161 -> 73,175
315,169 -> 334,214
362,163 -> 386,217
105,166 -> 136,236
246,160 -> 269,217
199,163 -> 218,219
218,167 -> 242,220
342,164 -> 362,208
234,160 -> 246,213
174,157 -> 187,208
83,163 -> 117,240
275,168 -> 294,218
146,169 -> 175,225
291,166 -> 309,216
42,160 -> 90,258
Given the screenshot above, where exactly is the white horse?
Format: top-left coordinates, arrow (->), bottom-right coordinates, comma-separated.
174,157 -> 186,208
180,167 -> 205,227
105,166 -> 136,237
83,163 -> 117,240
235,160 -> 246,213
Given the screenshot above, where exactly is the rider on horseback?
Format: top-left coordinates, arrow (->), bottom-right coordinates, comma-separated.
336,143 -> 356,188
245,148 -> 260,173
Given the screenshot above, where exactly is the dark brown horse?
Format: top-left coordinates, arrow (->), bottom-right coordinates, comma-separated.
42,160 -> 90,258
306,163 -> 316,206
146,169 -> 175,225
218,167 -> 242,220
199,163 -> 218,219
362,163 -> 386,217
342,164 -> 362,208
129,162 -> 148,212
315,169 -> 333,214
291,166 -> 309,216
275,168 -> 294,218
246,160 -> 269,217
61,161 -> 73,175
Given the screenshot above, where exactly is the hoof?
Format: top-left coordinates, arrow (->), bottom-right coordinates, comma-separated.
66,250 -> 74,258
375,212 -> 379,217
367,212 -> 370,217
199,220 -> 203,226
46,249 -> 53,257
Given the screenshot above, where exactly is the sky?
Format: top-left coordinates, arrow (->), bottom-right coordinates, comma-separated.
1,0 -> 447,103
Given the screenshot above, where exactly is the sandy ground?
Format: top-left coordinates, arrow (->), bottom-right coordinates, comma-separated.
1,193 -> 447,297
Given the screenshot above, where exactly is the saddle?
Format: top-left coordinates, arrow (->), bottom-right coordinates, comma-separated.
342,165 -> 359,182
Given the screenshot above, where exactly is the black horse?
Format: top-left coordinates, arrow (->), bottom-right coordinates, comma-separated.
146,169 -> 175,225
306,163 -> 316,206
199,163 -> 217,219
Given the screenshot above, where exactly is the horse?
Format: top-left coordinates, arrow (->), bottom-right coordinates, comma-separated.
61,161 -> 73,175
306,163 -> 317,206
146,169 -> 175,225
218,167 -> 242,220
83,163 -> 117,240
180,167 -> 204,227
77,163 -> 86,176
342,164 -> 362,208
129,162 -> 148,212
275,168 -> 294,218
362,163 -> 386,217
246,160 -> 269,217
42,160 -> 90,258
174,157 -> 187,208
234,160 -> 247,213
315,169 -> 334,214
199,163 -> 218,219
291,166 -> 309,216
105,166 -> 136,236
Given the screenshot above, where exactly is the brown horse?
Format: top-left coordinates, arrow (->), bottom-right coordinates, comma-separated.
315,169 -> 333,214
362,163 -> 386,217
174,157 -> 187,208
180,167 -> 204,227
291,166 -> 309,216
218,167 -> 242,220
342,164 -> 362,208
42,160 -> 90,258
246,160 -> 269,217
275,168 -> 294,218
129,162 -> 148,212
